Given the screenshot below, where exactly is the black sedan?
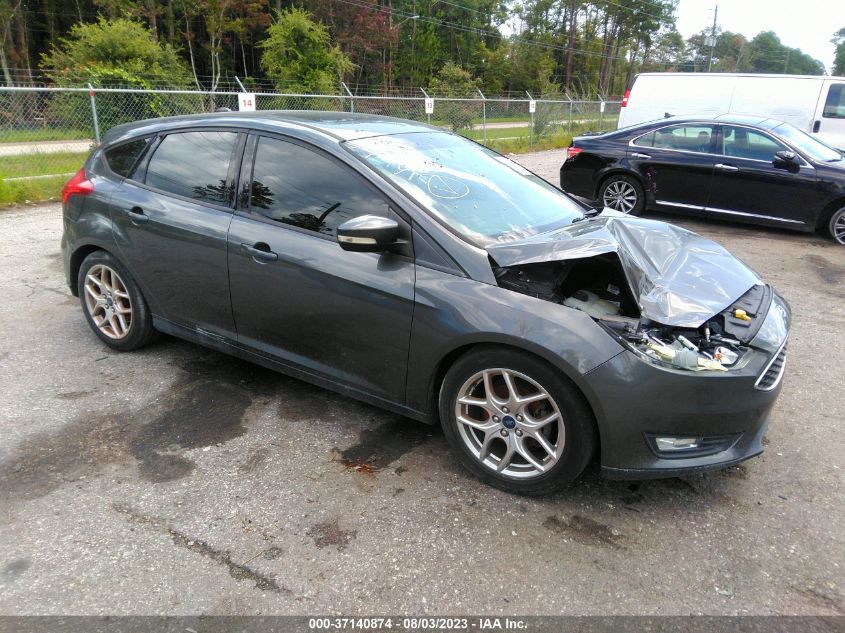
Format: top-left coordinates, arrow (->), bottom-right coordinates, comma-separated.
62,112 -> 789,495
560,114 -> 845,244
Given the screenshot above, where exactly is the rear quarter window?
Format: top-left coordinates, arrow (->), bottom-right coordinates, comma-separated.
104,138 -> 151,178
823,84 -> 845,119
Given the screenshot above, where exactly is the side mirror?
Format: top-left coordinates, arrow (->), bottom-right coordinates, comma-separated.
773,150 -> 800,172
337,215 -> 399,252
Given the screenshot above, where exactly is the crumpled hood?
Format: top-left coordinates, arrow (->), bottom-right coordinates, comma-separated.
486,210 -> 761,328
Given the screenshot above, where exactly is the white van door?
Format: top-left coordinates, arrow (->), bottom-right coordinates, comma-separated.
812,80 -> 845,151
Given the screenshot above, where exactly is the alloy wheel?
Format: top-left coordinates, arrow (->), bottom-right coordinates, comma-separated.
832,209 -> 845,245
603,180 -> 638,213
454,368 -> 565,479
83,264 -> 133,340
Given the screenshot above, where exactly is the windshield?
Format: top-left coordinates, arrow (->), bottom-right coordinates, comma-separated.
773,122 -> 842,162
344,132 -> 585,244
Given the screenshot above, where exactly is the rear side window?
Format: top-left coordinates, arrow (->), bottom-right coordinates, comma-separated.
823,84 -> 845,119
634,125 -> 715,153
104,138 -> 150,177
720,126 -> 787,161
248,136 -> 389,237
145,131 -> 237,205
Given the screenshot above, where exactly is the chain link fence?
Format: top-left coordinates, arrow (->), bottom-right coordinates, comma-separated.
0,86 -> 620,204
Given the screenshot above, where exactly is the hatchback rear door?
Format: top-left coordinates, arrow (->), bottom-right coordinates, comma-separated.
110,128 -> 243,338
226,133 -> 415,403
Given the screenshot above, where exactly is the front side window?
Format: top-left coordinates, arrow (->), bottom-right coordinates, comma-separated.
248,136 -> 389,237
720,126 -> 787,161
635,125 -> 715,153
145,131 -> 237,205
345,132 -> 585,245
772,122 -> 842,162
105,137 -> 151,177
823,83 -> 845,119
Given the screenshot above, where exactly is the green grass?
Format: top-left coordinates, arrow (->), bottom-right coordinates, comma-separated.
0,128 -> 92,143
0,151 -> 88,179
0,150 -> 88,205
462,126 -> 530,141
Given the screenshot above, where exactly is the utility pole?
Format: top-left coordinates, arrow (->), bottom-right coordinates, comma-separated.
707,4 -> 718,72
783,49 -> 791,73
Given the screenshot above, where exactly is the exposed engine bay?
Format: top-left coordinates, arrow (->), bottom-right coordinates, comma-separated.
494,255 -> 771,372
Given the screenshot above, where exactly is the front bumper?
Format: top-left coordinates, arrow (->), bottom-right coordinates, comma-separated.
581,336 -> 785,479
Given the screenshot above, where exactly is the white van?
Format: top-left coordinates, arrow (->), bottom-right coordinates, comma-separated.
617,73 -> 845,151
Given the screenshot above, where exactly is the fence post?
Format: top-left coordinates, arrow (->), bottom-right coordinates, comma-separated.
420,87 -> 431,124
526,91 -> 534,149
87,83 -> 100,145
476,88 -> 487,145
341,82 -> 354,113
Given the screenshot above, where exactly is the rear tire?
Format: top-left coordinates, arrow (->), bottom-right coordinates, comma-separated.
77,251 -> 157,351
829,207 -> 845,245
598,174 -> 644,216
439,347 -> 596,496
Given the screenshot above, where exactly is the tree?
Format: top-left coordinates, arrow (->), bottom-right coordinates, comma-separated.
430,62 -> 480,131
41,16 -> 190,87
833,27 -> 845,76
40,17 -> 192,130
260,7 -> 353,94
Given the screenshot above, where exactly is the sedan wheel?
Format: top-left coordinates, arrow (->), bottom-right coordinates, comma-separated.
599,175 -> 644,216
455,368 -> 565,478
602,180 -> 638,213
830,207 -> 845,245
440,347 -> 596,495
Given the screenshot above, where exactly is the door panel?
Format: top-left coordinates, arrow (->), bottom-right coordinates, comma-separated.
227,217 -> 414,401
706,125 -> 821,227
109,130 -> 241,336
627,124 -> 717,209
227,134 -> 415,402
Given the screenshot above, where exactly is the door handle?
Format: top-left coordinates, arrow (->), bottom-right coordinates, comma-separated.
242,242 -> 278,263
715,163 -> 739,172
631,152 -> 651,159
813,120 -> 821,133
125,207 -> 149,223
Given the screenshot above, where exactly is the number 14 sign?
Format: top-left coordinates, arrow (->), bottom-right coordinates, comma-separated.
238,93 -> 256,112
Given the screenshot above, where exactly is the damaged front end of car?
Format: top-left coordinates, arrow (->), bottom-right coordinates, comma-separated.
487,211 -> 789,377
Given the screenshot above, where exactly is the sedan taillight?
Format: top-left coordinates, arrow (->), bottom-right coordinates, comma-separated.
62,168 -> 94,204
566,146 -> 583,161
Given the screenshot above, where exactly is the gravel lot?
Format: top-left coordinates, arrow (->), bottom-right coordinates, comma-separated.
1,148 -> 843,616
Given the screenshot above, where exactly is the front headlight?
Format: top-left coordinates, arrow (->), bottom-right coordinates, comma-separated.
750,294 -> 790,354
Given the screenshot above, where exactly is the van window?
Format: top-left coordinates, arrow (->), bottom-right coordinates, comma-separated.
145,131 -> 237,205
634,125 -> 715,153
823,84 -> 845,119
720,126 -> 787,162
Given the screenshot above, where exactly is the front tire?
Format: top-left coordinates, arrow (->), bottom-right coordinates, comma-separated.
599,175 -> 644,215
439,347 -> 596,496
829,207 -> 845,245
77,251 -> 156,351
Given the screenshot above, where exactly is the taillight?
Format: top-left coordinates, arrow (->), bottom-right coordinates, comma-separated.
566,146 -> 583,161
62,168 -> 94,204
621,89 -> 631,107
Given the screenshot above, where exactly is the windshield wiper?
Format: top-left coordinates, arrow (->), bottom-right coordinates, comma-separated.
572,207 -> 603,223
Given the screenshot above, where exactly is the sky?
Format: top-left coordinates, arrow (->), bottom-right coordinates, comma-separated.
674,0 -> 843,73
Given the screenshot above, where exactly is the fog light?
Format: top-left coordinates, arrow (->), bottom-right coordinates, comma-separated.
655,436 -> 700,451
645,433 -> 741,459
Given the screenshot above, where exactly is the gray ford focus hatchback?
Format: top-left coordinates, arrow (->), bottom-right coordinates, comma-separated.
61,112 -> 790,495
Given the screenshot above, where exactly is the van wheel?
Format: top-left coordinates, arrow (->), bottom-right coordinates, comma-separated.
829,207 -> 845,245
439,347 -> 596,496
77,251 -> 157,351
599,175 -> 644,215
